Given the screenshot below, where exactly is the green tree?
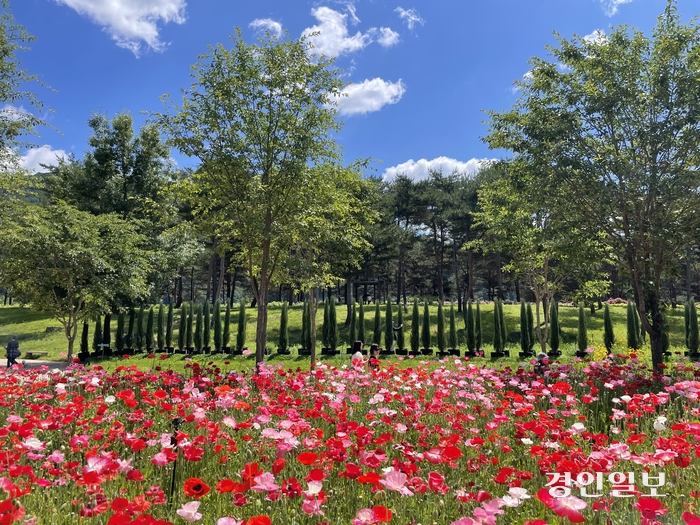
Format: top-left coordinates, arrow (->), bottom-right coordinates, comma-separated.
156,29 -> 352,367
116,312 -> 125,354
178,304 -> 186,351
92,316 -> 102,353
302,299 -> 312,352
322,298 -> 330,349
0,203 -> 150,359
146,306 -> 155,352
577,304 -> 588,352
498,298 -> 506,350
358,302 -> 366,344
278,301 -> 289,352
549,301 -> 560,353
603,303 -> 615,353
126,309 -> 135,349
410,300 -> 420,354
136,306 -> 145,352
466,300 -> 475,353
80,321 -> 89,356
627,301 -> 638,350
384,297 -> 393,352
102,313 -> 111,351
166,302 -> 174,349
236,300 -> 247,352
348,303 -> 357,345
223,302 -> 231,350
448,303 -> 458,351
372,302 -> 381,346
213,300 -> 222,352
203,300 -> 211,350
421,302 -> 431,351
157,303 -> 165,350
436,302 -> 446,353
689,298 -> 699,353
520,300 -> 530,355
685,301 -> 690,349
493,301 -> 503,353
185,303 -> 193,349
484,2 -> 700,369
526,302 -> 535,352
329,297 -> 338,351
475,301 -> 482,352
194,304 -> 203,351
396,304 -> 405,351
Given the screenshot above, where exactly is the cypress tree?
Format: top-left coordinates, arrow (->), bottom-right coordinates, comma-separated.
300,300 -> 309,350
302,300 -> 312,351
685,301 -> 691,349
236,300 -> 247,351
178,304 -> 186,351
157,303 -> 165,350
185,303 -> 193,349
385,297 -> 393,352
136,306 -> 145,352
322,298 -> 330,348
329,297 -> 338,350
81,321 -> 90,355
466,300 -> 475,353
348,303 -> 357,345
223,302 -> 231,350
577,303 -> 588,352
194,304 -> 203,351
410,300 -> 420,353
499,298 -> 506,349
421,302 -> 431,350
203,301 -> 211,350
93,315 -> 103,352
279,301 -> 289,352
126,309 -> 135,349
116,312 -> 125,353
146,306 -> 155,352
549,301 -> 559,353
475,300 -> 483,352
358,302 -> 366,344
102,314 -> 111,350
626,301 -> 638,350
520,300 -> 530,354
373,301 -> 382,346
166,302 -> 174,349
527,302 -> 535,352
213,301 -> 222,352
493,300 -> 503,353
689,298 -> 699,353
633,304 -> 642,348
436,302 -> 446,352
396,303 -> 405,351
603,303 -> 615,353
448,303 -> 458,350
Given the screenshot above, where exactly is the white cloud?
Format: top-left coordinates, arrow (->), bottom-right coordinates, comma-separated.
250,18 -> 283,39
334,78 -> 406,116
601,0 -> 633,16
377,27 -> 400,47
346,5 -> 360,25
584,29 -> 608,45
395,7 -> 425,30
19,146 -> 69,173
53,0 -> 186,57
382,157 -> 495,182
303,7 -> 372,58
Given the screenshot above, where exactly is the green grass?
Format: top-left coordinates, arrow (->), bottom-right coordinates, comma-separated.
0,301 -> 689,364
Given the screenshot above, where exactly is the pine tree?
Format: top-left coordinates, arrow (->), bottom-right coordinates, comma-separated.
448,303 -> 458,350
603,303 -> 615,353
627,301 -> 638,350
322,297 -> 330,348
422,302 -> 431,350
102,314 -> 111,350
373,301 -> 382,346
81,322 -> 90,355
329,297 -> 338,350
166,302 -> 174,349
466,300 -> 475,353
436,302 -> 446,353
203,301 -> 211,350
527,302 -> 535,352
146,306 -> 155,352
178,304 -> 186,351
236,300 -> 247,351
185,303 -> 193,349
689,298 -> 699,353
126,309 -> 135,349
384,297 -> 393,352
93,316 -> 102,352
348,303 -> 357,345
410,300 -> 420,353
223,302 -> 231,350
116,312 -> 125,353
396,304 -> 405,351
520,301 -> 530,354
577,303 -> 588,352
358,302 -> 366,344
493,300 -> 503,353
136,306 -> 145,352
157,303 -> 165,350
475,300 -> 482,352
549,301 -> 559,353
279,301 -> 289,352
213,301 -> 222,352
194,304 -> 203,351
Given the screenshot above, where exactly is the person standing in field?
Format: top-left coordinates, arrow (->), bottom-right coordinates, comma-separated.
6,336 -> 20,368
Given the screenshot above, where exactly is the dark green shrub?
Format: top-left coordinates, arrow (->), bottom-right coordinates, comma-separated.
329,297 -> 338,350
213,301 -> 222,351
493,300 -> 503,352
157,303 -> 165,350
527,302 -> 535,352
448,303 -> 458,350
166,302 -> 174,349
410,300 -> 420,353
348,303 -> 357,345
116,312 -> 125,353
421,302 -> 431,350
185,303 -> 193,349
396,304 -> 405,350
92,316 -> 102,352
236,301 -> 246,351
436,302 -> 446,352
373,302 -> 381,346
194,304 -> 203,351
549,301 -> 559,353
223,302 -> 231,349
102,314 -> 111,350
136,306 -> 145,351
689,298 -> 699,353
178,304 -> 186,351
384,297 -> 393,352
322,298 -> 330,348
126,309 -> 135,348
577,303 -> 588,352
203,301 -> 211,349
278,301 -> 288,351
358,302 -> 366,344
520,300 -> 529,354
466,300 -> 475,353
475,301 -> 482,352
146,306 -> 155,352
81,322 -> 89,355
603,304 -> 615,352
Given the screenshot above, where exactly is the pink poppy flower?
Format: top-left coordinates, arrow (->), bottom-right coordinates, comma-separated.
176,501 -> 202,522
252,472 -> 279,492
380,470 -> 413,496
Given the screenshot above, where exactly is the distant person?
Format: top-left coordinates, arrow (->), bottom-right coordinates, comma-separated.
351,341 -> 364,365
534,352 -> 548,376
368,344 -> 380,370
6,336 -> 20,368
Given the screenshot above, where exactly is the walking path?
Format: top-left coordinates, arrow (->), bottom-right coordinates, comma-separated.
18,359 -> 71,371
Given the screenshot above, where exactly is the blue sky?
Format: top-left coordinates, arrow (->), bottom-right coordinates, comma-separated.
10,0 -> 696,180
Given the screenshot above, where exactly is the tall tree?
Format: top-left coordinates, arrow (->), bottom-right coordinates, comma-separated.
577,304 -> 588,353
448,303 -> 458,351
410,300 -> 420,354
484,2 -> 700,369
421,302 -> 431,351
157,303 -> 165,350
358,301 -> 366,344
329,297 -> 338,351
603,303 -> 615,353
236,300 -> 247,352
466,300 -> 475,354
549,301 -> 560,354
156,29 -> 352,367
278,301 -> 289,352
213,300 -> 222,352
166,302 -> 174,349
116,312 -> 125,354
384,297 -> 393,352
373,301 -> 382,346
436,301 -> 446,353
348,303 -> 357,345
689,298 -> 699,353
520,300 -> 530,355
146,306 -> 155,352
396,304 -> 405,351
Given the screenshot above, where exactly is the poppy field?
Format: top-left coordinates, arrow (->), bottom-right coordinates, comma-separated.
1,353 -> 700,525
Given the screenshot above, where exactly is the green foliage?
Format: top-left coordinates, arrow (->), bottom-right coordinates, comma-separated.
116,312 -> 124,353
436,302 -> 446,352
322,298 -> 330,348
157,303 -> 165,350
410,300 -> 420,353
329,297 -> 338,351
448,304 -> 458,350
146,306 -> 154,351
278,302 -> 289,351
203,301 -> 211,349
603,304 -> 615,352
92,316 -> 102,353
421,302 -> 431,350
526,302 -> 535,352
373,302 -> 382,346
688,298 -> 699,353
549,301 -> 559,353
102,314 -> 111,350
385,297 -> 393,352
166,302 -> 174,349
302,300 -> 312,351
499,298 -> 506,349
466,300 -> 475,353
358,302 -> 366,344
126,309 -> 135,349
213,301 -> 222,351
223,302 -> 231,349
136,306 -> 145,351
185,303 -> 193,349
577,304 -> 588,352
475,301 -> 482,352
396,304 -> 405,351
493,300 -> 503,353
627,302 -> 639,350
348,303 -> 357,345
178,305 -> 186,351
80,322 -> 89,355
520,301 -> 530,354
685,301 -> 691,349
194,304 -> 203,351
236,301 -> 247,352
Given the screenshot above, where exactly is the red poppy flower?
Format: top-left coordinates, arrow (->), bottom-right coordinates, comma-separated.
296,452 -> 318,465
634,497 -> 667,520
183,478 -> 210,498
246,516 -> 271,525
216,479 -> 235,493
683,512 -> 700,525
372,505 -> 393,523
272,458 -> 286,475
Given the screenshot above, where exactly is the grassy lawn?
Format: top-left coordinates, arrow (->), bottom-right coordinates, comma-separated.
0,302 -> 690,369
